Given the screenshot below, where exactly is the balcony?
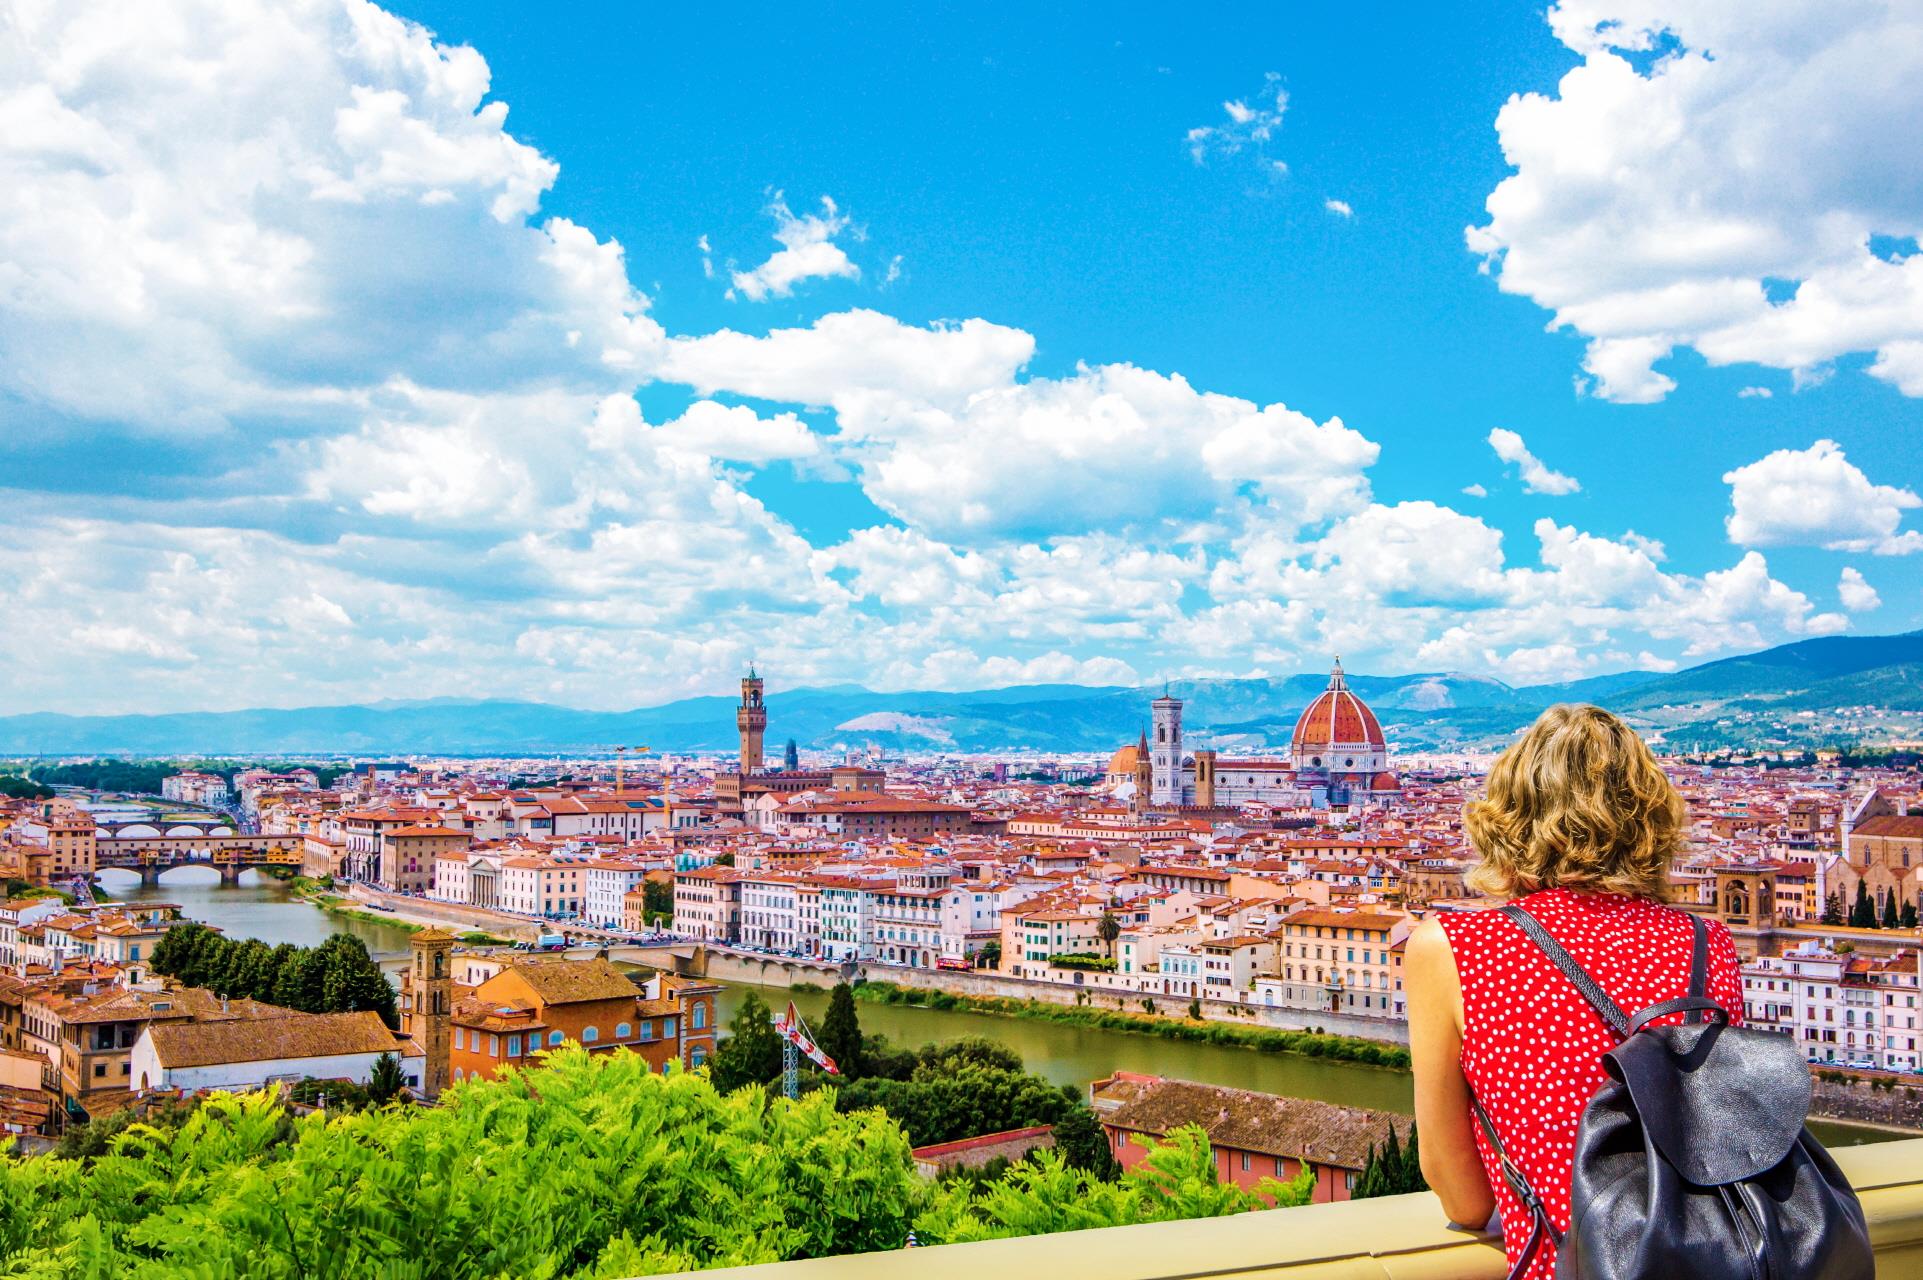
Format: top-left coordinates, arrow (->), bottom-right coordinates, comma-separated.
687,1136 -> 1923,1279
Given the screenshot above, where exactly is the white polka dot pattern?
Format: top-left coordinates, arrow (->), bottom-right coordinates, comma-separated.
1438,888 -> 1744,1280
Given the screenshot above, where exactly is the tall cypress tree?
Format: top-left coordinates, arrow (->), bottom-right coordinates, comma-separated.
1881,891 -> 1900,929
816,984 -> 863,1080
1850,881 -> 1874,929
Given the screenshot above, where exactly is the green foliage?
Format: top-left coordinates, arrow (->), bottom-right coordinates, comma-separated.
367,1052 -> 406,1105
0,1049 -> 926,1276
1050,1105 -> 1121,1180
0,775 -> 54,800
710,991 -> 784,1092
1903,900 -> 1918,930
834,1060 -> 1071,1147
1353,1121 -> 1426,1198
51,1099 -> 198,1163
641,880 -> 674,924
815,984 -> 863,1080
915,1126 -> 1316,1245
1095,911 -> 1121,957
1851,880 -> 1875,929
1822,890 -> 1844,926
149,925 -> 397,1028
1881,891 -> 1900,929
976,940 -> 1001,970
1048,953 -> 1117,972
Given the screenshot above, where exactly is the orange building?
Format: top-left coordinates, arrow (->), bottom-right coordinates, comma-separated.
447,957 -> 719,1084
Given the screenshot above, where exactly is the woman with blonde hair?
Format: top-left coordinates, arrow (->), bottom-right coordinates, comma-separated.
1404,703 -> 1744,1278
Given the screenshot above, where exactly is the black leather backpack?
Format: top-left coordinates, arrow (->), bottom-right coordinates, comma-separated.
1471,903 -> 1875,1280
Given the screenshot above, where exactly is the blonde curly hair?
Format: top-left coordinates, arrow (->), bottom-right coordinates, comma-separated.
1464,703 -> 1683,902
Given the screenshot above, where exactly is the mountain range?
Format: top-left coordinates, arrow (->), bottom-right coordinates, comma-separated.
1,631 -> 1918,757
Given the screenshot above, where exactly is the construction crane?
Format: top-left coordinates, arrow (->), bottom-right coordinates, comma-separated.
610,745 -> 650,796
771,1000 -> 839,1099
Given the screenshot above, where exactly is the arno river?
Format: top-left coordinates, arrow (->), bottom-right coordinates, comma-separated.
107,868 -> 1899,1147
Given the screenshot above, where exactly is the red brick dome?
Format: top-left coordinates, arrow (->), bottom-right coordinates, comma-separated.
1291,660 -> 1385,753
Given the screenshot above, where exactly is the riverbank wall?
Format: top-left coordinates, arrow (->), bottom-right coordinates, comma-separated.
868,964 -> 1410,1045
339,885 -> 543,940
1811,1076 -> 1923,1131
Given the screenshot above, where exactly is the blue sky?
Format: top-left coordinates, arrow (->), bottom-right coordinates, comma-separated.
1,0 -> 1919,713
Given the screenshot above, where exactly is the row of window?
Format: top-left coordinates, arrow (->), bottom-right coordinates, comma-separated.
454,1017 -> 692,1059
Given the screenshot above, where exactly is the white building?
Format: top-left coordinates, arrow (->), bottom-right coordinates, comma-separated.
1742,943 -> 1923,1071
582,862 -> 652,929
161,772 -> 231,806
739,874 -> 803,952
131,1011 -> 420,1094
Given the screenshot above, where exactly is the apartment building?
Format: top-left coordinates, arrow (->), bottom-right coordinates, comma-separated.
1742,942 -> 1922,1071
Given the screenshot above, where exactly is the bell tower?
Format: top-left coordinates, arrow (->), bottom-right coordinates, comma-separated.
406,927 -> 456,1099
1130,728 -> 1153,816
737,668 -> 767,775
1150,688 -> 1183,806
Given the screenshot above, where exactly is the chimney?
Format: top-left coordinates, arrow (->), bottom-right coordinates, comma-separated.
51,952 -> 62,975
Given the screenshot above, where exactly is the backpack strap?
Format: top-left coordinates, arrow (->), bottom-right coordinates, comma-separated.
1500,903 -> 1630,1037
1470,1091 -> 1561,1280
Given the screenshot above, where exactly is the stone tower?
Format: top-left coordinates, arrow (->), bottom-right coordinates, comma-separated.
1150,688 -> 1183,806
783,738 -> 799,771
406,927 -> 456,1099
1193,749 -> 1217,808
737,668 -> 767,774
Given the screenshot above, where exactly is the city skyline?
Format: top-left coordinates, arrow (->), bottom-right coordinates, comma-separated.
4,1 -> 1922,716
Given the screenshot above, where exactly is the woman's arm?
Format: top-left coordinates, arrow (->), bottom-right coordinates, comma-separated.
1405,917 -> 1497,1229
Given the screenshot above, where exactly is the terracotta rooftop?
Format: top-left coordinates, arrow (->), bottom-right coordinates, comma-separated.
144,1010 -> 408,1069
1094,1074 -> 1405,1170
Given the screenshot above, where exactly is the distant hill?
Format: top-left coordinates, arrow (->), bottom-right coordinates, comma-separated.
0,630 -> 1915,756
1613,632 -> 1923,710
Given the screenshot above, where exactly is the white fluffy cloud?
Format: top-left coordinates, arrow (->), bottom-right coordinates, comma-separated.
670,319 -> 1378,541
0,0 -> 660,439
1488,428 -> 1582,495
1838,567 -> 1881,612
1469,2 -> 1923,401
1723,439 -> 1922,554
728,194 -> 861,301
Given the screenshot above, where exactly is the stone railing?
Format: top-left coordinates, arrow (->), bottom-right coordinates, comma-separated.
686,1136 -> 1923,1279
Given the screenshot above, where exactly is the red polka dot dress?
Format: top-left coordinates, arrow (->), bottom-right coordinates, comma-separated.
1437,888 -> 1744,1280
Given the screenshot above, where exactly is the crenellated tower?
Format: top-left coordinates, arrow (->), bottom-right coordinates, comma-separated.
737,669 -> 768,774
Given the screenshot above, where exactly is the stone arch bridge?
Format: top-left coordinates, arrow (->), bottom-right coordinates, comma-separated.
93,834 -> 305,887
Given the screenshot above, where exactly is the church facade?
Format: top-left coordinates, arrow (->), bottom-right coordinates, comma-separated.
1108,661 -> 1401,811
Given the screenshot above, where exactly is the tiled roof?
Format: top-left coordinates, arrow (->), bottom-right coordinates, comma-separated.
145,1010 -> 407,1068
1095,1075 -> 1405,1169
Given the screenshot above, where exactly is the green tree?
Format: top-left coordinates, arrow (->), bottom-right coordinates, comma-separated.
1850,880 -> 1875,929
1821,890 -> 1844,926
816,984 -> 863,1080
1902,900 -> 1918,930
1354,1121 -> 1427,1198
976,940 -> 1001,970
1096,911 -> 1121,959
367,1051 -> 406,1105
641,879 -> 674,925
1881,891 -> 1900,930
1050,1104 -> 1120,1180
710,991 -> 783,1092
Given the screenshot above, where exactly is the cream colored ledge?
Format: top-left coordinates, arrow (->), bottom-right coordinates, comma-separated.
689,1137 -> 1923,1280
